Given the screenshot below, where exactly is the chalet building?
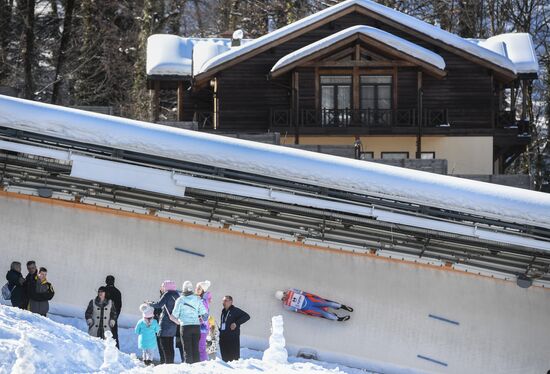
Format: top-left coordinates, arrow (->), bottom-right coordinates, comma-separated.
146,0 -> 539,177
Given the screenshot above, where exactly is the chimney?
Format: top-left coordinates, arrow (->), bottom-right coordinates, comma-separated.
231,29 -> 244,47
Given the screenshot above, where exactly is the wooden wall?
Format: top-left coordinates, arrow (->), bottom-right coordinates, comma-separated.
189,11 -> 501,131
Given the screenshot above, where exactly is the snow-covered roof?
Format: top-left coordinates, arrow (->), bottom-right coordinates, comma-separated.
271,25 -> 446,76
146,35 -> 252,77
196,0 -> 517,78
471,33 -> 539,75
2,94 -> 550,229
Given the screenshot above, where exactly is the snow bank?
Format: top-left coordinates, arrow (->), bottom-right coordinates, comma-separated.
0,304 -> 376,373
0,305 -> 140,373
271,25 -> 445,75
1,95 -> 550,229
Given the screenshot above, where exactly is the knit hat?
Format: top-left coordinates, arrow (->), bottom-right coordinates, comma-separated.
162,280 -> 177,291
275,290 -> 284,300
197,280 -> 211,293
139,303 -> 154,318
182,281 -> 193,294
98,286 -> 107,293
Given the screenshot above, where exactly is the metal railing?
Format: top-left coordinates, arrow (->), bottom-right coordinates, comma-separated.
270,108 -> 449,128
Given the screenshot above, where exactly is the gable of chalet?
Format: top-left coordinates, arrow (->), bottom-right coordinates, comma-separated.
193,0 -> 518,84
269,25 -> 447,79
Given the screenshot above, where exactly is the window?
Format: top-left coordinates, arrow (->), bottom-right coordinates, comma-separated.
381,152 -> 409,160
360,152 -> 374,160
320,75 -> 352,126
360,75 -> 392,126
421,152 -> 435,159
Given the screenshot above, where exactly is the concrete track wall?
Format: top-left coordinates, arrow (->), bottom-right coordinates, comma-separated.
1,192 -> 549,373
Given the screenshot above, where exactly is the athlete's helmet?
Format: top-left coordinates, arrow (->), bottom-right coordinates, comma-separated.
275,290 -> 284,300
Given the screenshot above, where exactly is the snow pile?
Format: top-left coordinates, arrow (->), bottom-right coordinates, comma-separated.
0,304 -> 369,373
0,305 -> 140,373
476,33 -> 539,74
262,315 -> 288,364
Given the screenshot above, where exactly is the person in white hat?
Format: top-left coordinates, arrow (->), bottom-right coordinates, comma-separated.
169,280 -> 208,364
196,280 -> 212,361
135,303 -> 160,365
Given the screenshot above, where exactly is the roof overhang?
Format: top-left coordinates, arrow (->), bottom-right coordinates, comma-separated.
193,0 -> 517,85
270,25 -> 446,79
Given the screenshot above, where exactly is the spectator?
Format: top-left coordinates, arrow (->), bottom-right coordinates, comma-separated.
149,280 -> 180,364
28,267 -> 55,316
5,261 -> 25,308
206,316 -> 219,360
169,281 -> 208,364
21,260 -> 38,310
85,286 -> 117,339
135,304 -> 160,366
196,280 -> 212,361
219,295 -> 250,362
104,275 -> 122,348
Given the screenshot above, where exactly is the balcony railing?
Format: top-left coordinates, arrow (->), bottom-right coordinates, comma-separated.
270,108 -> 449,128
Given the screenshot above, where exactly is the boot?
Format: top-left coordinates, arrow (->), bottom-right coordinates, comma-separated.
340,304 -> 353,312
337,315 -> 350,322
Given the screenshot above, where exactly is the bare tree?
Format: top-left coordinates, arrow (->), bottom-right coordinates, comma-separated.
51,0 -> 76,104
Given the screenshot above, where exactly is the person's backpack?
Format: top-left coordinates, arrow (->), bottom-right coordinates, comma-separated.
1,283 -> 12,300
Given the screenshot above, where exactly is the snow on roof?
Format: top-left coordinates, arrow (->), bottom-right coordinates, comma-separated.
2,95 -> 550,229
146,34 -> 194,76
192,40 -> 233,76
271,25 -> 446,75
147,35 -> 251,76
197,0 -> 517,77
473,33 -> 539,74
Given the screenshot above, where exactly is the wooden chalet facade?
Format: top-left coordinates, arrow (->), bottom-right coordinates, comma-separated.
147,0 -> 538,176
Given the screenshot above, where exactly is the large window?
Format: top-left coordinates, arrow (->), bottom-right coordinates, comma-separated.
360,75 -> 392,126
320,75 -> 352,126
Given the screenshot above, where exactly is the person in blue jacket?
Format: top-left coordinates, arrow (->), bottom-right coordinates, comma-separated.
135,304 -> 160,365
169,280 -> 208,364
148,280 -> 180,364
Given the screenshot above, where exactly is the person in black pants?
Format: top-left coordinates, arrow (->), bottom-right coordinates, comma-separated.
219,295 -> 250,362
149,280 -> 180,364
104,275 -> 122,349
169,281 -> 208,364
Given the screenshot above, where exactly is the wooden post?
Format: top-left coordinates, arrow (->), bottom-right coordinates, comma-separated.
490,72 -> 496,129
151,80 -> 160,122
293,71 -> 300,144
416,71 -> 423,159
521,79 -> 528,121
177,81 -> 185,122
353,66 -> 359,123
212,78 -> 219,130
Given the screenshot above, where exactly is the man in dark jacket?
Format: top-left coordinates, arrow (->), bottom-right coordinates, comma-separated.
104,275 -> 122,348
5,262 -> 25,308
20,260 -> 37,310
219,295 -> 250,362
149,280 -> 180,364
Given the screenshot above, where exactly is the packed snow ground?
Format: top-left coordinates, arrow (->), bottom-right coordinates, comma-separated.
0,305 -> 377,374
